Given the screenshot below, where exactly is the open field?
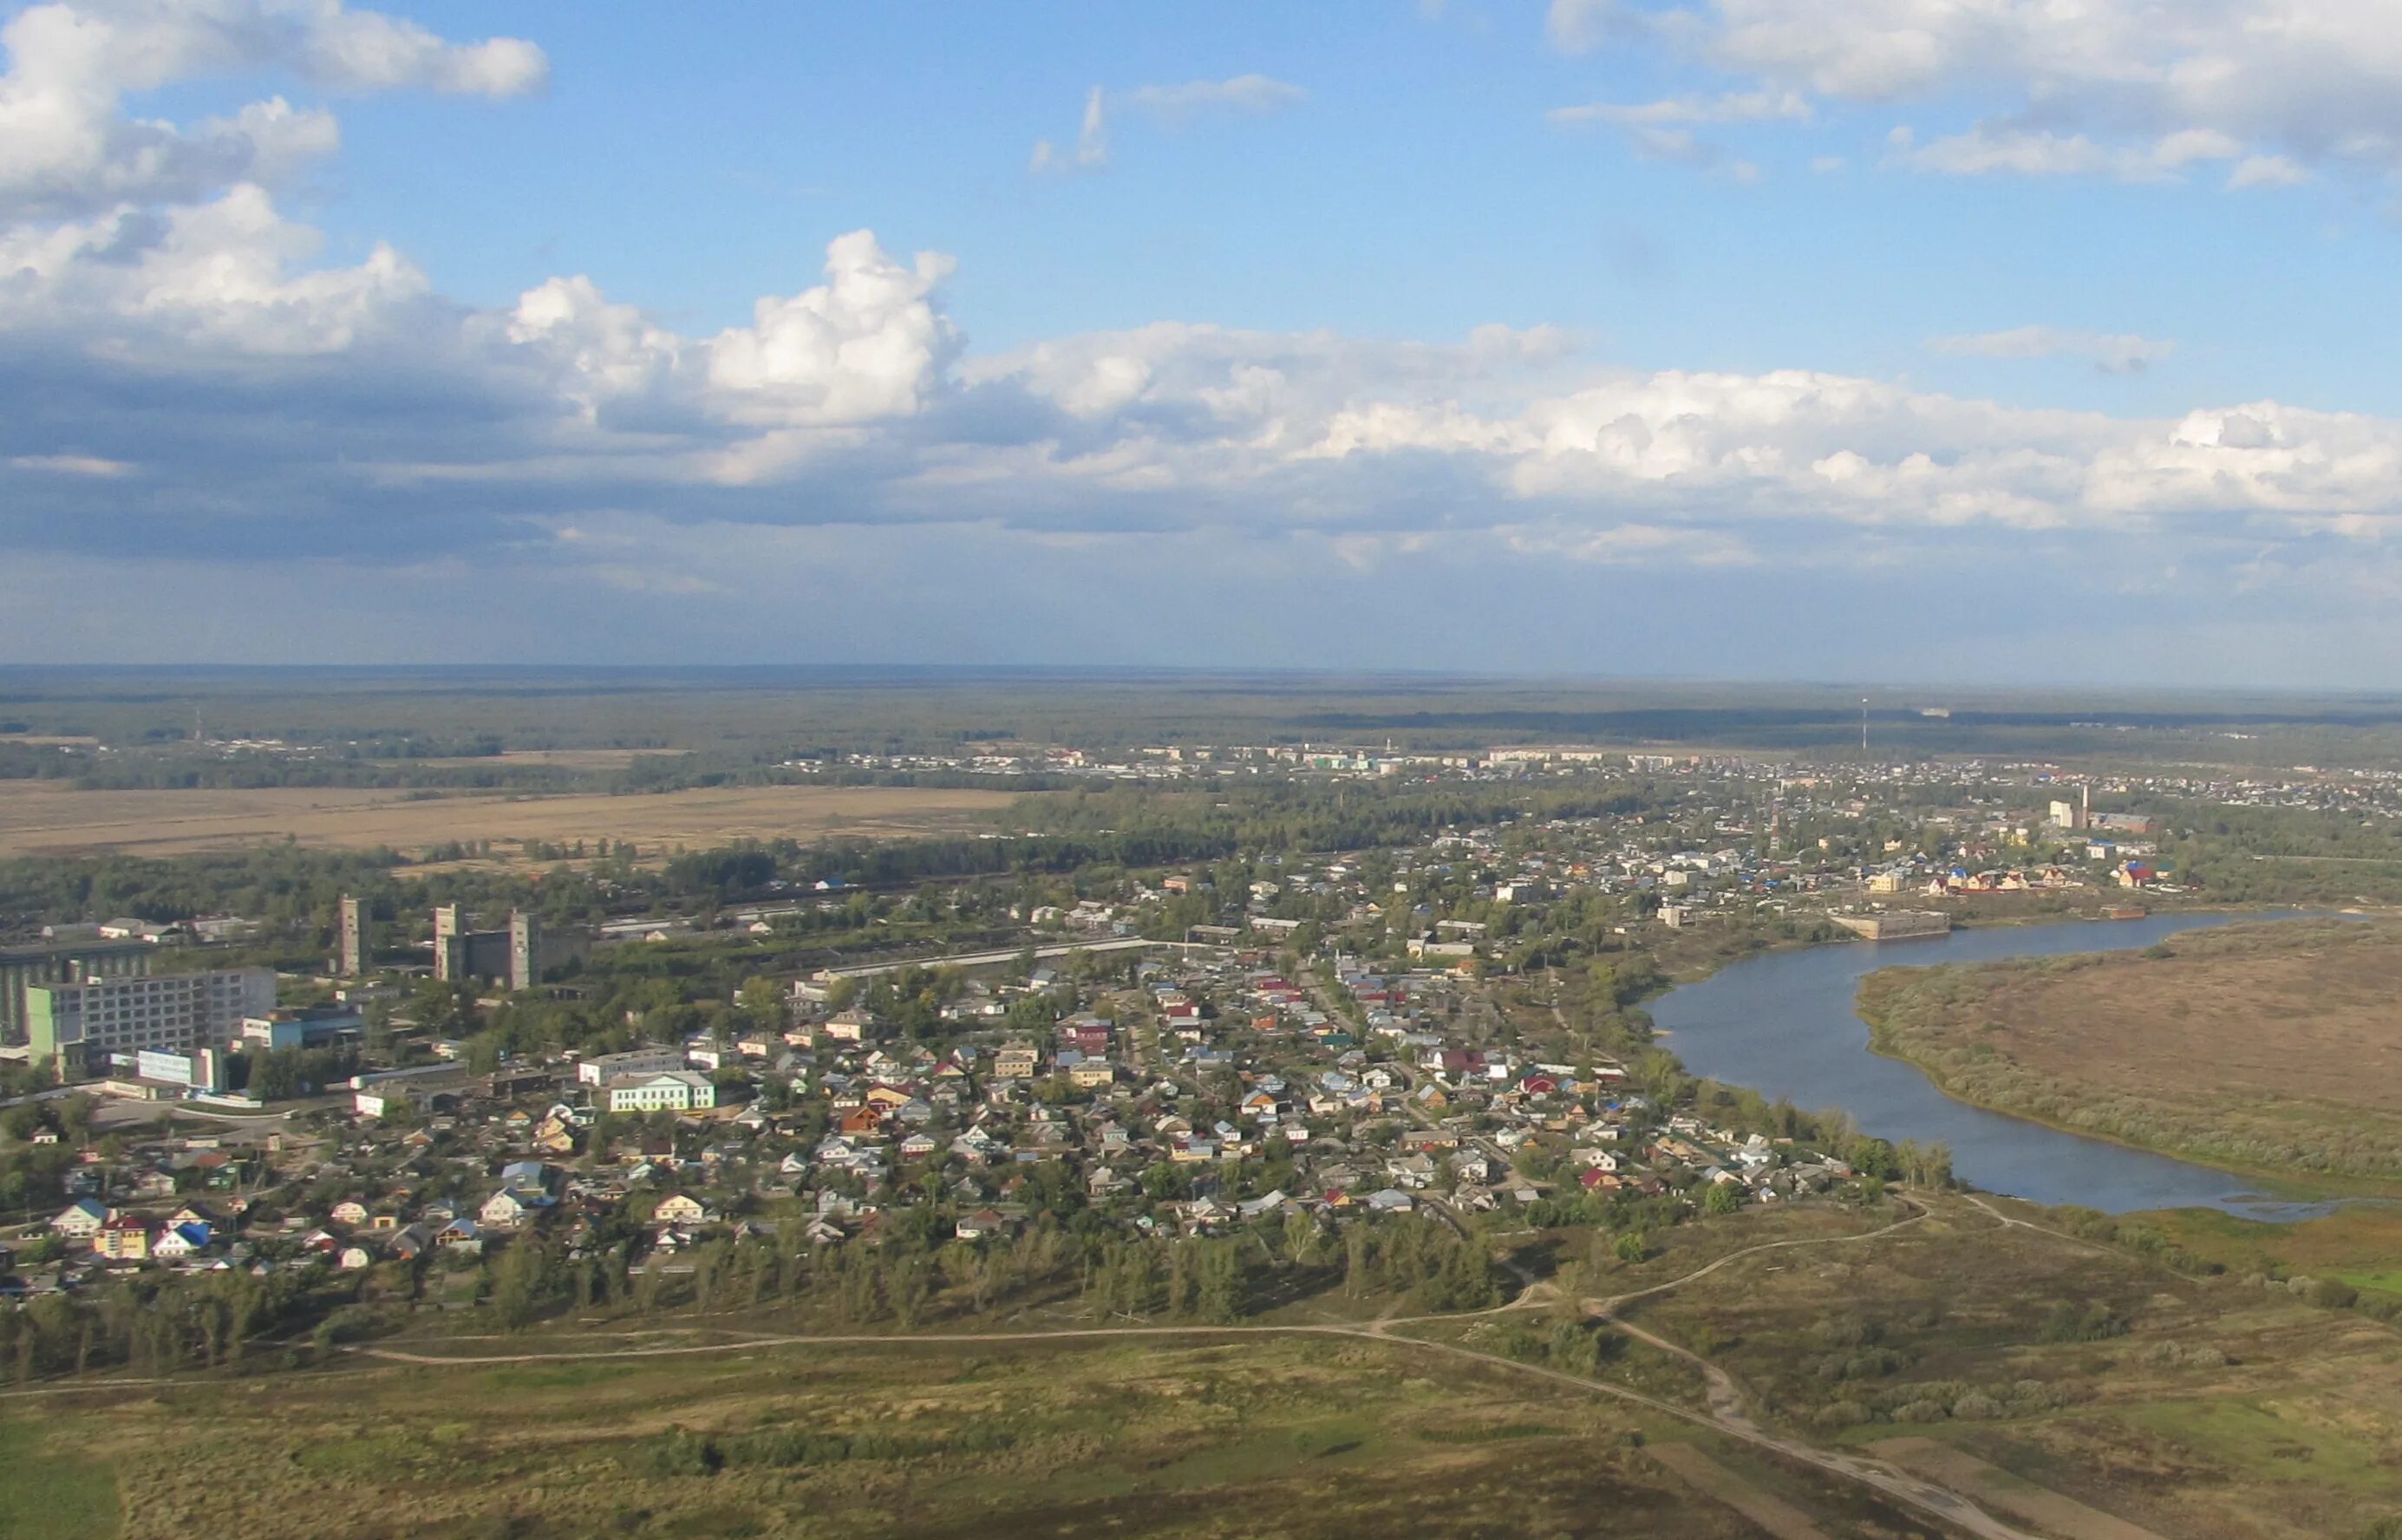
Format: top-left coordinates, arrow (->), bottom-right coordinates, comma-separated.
0,780 -> 1029,860
1858,918 -> 2402,1182
1615,1199 -> 2402,1540
0,1335 -> 1961,1540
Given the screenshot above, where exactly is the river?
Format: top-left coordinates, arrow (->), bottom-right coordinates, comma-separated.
1645,910 -> 2333,1217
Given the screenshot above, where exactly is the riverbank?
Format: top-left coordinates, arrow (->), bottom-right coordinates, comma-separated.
1856,917 -> 2402,1199
1642,908 -> 2355,1214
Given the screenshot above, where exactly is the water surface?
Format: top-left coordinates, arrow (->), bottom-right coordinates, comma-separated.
1647,911 -> 2334,1217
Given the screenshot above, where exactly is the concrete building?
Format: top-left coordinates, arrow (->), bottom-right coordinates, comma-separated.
238,1008 -> 365,1053
337,896 -> 369,977
577,1046 -> 689,1086
0,938 -> 155,1046
27,967 -> 276,1077
604,1070 -> 718,1113
433,906 -> 552,989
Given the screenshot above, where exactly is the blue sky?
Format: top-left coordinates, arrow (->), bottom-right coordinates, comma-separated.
6,0 -> 2402,683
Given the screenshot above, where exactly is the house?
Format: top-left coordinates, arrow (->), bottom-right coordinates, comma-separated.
330,1199 -> 370,1228
337,1244 -> 375,1271
480,1189 -> 538,1230
954,1208 -> 1009,1240
152,1223 -> 209,1261
1068,1059 -> 1117,1090
653,1192 -> 712,1224
993,1043 -> 1041,1080
52,1199 -> 110,1239
96,1215 -> 153,1262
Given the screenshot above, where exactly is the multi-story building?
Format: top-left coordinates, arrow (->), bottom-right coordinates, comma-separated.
27,968 -> 276,1077
0,938 -> 154,1045
604,1070 -> 718,1113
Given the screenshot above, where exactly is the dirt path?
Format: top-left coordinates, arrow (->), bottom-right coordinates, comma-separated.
1647,1441 -> 1838,1540
1872,1438 -> 2173,1540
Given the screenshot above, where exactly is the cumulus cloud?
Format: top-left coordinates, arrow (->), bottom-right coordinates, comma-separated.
0,0 -> 542,217
1930,326 -> 2177,375
7,2 -> 2402,676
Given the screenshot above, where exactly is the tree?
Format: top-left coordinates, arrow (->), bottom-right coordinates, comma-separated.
1703,1182 -> 1740,1216
490,1239 -> 552,1330
737,976 -> 785,1030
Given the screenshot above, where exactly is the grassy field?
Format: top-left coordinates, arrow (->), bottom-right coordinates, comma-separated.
1857,918 -> 2402,1183
0,1335 -> 1960,1540
0,1416 -> 120,1539
1615,1199 -> 2402,1540
0,780 -> 1030,860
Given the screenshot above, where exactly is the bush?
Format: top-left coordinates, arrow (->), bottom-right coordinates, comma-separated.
2306,1278 -> 2360,1310
1951,1393 -> 2004,1420
1811,1400 -> 1871,1428
2040,1302 -> 2128,1343
2138,1341 -> 2228,1369
1894,1399 -> 1949,1424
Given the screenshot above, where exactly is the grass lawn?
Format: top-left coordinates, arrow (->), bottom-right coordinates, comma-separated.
0,1417 -> 120,1540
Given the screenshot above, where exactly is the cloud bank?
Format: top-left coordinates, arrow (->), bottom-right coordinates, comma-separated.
3,1 -> 2401,679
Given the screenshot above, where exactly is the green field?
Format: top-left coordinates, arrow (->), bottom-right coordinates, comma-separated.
0,1418 -> 121,1540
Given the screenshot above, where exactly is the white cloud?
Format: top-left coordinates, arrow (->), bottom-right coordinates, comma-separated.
1548,88 -> 1809,127
1121,74 -> 1306,121
10,3 -> 2402,677
1639,0 -> 2402,184
1887,123 -> 2249,183
2229,153 -> 2311,189
10,453 -> 130,475
1030,86 -> 1107,175
0,0 -> 542,217
1930,326 -> 2177,375
1547,0 -> 1630,54
703,231 -> 960,426
1033,75 -> 1303,175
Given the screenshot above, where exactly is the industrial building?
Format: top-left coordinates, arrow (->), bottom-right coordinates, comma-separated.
0,937 -> 156,1045
433,905 -> 555,990
27,967 -> 277,1077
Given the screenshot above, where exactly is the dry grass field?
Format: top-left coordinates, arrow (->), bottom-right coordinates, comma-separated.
0,780 -> 1029,860
1619,1199 -> 2402,1540
1859,918 -> 2402,1181
0,1335 -> 1944,1540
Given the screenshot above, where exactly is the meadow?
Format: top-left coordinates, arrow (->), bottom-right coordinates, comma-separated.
0,1334 -> 1949,1540
0,780 -> 1029,861
1857,918 -> 2402,1184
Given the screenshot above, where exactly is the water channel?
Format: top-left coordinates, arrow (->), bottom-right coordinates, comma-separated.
1646,910 -> 2335,1217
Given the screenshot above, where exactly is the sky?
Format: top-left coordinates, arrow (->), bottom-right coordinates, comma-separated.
4,0 -> 2402,685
